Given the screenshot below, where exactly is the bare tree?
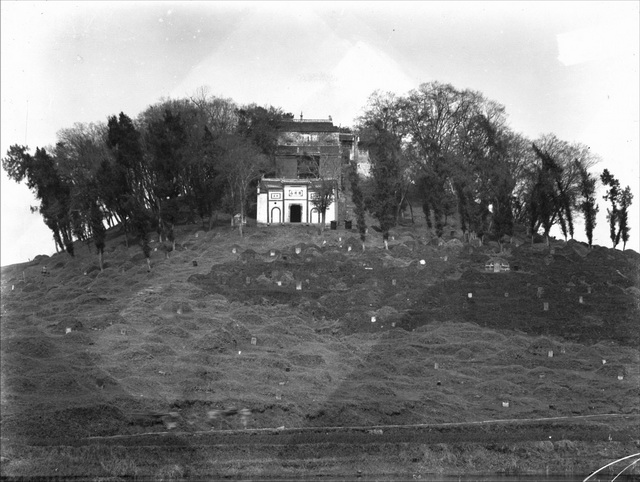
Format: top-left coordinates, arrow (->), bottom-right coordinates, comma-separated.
310,178 -> 336,231
219,135 -> 268,237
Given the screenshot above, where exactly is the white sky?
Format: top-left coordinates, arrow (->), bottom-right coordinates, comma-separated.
1,1 -> 638,266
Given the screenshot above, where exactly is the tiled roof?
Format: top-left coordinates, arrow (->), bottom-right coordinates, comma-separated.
259,178 -> 338,190
279,121 -> 339,133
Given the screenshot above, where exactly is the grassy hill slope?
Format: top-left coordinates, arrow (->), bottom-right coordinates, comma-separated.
1,218 -> 639,479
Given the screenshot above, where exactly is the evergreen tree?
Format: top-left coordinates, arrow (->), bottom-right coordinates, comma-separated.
601,169 -> 621,248
576,161 -> 599,248
618,186 -> 633,250
348,161 -> 367,249
360,121 -> 403,249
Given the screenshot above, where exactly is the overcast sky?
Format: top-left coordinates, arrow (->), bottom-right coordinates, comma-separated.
1,1 -> 638,266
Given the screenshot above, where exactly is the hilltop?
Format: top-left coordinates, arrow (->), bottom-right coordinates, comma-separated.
1,218 -> 639,479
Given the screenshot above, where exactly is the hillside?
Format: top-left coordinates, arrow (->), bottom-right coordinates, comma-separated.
1,218 -> 639,479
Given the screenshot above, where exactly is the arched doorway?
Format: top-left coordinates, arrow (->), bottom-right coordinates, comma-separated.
270,207 -> 282,224
310,208 -> 320,224
289,204 -> 302,223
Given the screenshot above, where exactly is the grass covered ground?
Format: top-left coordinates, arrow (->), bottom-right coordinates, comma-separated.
1,217 -> 639,479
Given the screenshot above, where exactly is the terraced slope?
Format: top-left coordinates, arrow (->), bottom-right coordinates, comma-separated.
1,222 -> 638,479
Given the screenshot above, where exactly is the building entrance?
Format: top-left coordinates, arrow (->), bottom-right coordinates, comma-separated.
289,204 -> 302,223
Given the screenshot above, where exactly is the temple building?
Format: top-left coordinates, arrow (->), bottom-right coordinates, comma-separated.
256,115 -> 358,225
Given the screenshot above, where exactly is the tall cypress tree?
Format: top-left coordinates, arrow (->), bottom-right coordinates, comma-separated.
601,169 -> 621,248
576,161 -> 599,248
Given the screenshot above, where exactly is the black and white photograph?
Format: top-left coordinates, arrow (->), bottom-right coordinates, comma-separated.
1,1 -> 638,480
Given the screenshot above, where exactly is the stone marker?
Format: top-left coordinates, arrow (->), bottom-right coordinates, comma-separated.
392,279 -> 397,286
468,293 -> 473,299
537,287 -> 544,298
579,296 -> 584,304
65,327 -> 71,334
232,248 -> 237,254
295,247 -> 301,254
548,350 -> 553,358
296,281 -> 302,291
251,337 -> 257,345
502,401 -> 510,408
618,375 -> 624,380
270,250 -> 275,257
420,260 -> 426,265
543,302 -> 549,311
434,362 -> 439,369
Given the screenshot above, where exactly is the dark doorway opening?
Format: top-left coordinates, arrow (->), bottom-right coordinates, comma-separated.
290,204 -> 302,223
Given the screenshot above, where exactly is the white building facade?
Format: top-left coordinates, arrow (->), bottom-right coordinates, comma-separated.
256,179 -> 337,225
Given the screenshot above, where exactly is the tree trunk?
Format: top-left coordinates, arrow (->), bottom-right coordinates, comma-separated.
98,250 -> 104,272
146,257 -> 151,272
123,218 -> 129,248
